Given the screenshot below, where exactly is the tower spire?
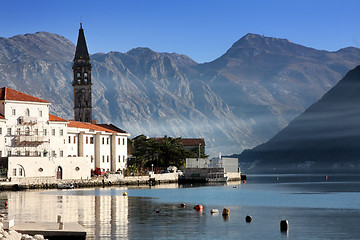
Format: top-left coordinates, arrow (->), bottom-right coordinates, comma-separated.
72,24 -> 92,123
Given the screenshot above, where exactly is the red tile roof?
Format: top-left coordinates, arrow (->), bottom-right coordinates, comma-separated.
68,121 -> 118,133
151,137 -> 206,146
0,87 -> 49,103
181,138 -> 206,147
49,114 -> 67,122
0,114 -> 5,119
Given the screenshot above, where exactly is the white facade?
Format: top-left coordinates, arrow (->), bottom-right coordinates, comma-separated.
67,122 -> 129,173
0,87 -> 129,180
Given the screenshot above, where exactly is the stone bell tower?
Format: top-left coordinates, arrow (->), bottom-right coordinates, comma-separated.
72,23 -> 92,122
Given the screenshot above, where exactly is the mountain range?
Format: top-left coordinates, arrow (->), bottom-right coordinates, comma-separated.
1,32 -> 360,156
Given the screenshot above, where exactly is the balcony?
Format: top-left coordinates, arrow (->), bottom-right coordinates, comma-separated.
16,135 -> 47,145
18,116 -> 37,125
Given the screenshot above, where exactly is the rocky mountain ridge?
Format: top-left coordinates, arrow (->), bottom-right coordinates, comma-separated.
1,32 -> 360,156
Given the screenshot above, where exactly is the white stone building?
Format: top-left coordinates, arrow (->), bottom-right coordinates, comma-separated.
0,87 -> 129,181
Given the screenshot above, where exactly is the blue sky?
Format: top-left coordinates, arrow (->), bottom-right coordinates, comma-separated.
1,0 -> 360,63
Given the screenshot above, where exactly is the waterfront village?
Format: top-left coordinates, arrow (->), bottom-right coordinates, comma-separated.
0,25 -> 241,190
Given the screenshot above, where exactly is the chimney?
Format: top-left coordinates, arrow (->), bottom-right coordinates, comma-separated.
91,119 -> 97,125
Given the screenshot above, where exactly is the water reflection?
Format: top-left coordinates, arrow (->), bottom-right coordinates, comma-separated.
2,189 -> 129,239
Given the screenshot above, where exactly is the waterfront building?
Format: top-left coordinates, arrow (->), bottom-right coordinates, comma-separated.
0,24 -> 130,181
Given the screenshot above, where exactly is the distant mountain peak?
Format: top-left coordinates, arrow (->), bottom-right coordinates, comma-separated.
232,33 -> 292,49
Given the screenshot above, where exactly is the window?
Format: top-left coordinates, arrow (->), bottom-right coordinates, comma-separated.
102,138 -> 104,144
102,156 -> 105,163
44,129 -> 47,136
91,155 -> 93,163
8,151 -> 11,156
60,129 -> 63,136
39,110 -> 43,117
16,151 -> 20,156
107,138 -> 109,145
60,150 -> 63,157
51,129 -> 55,136
13,169 -> 16,176
12,109 -> 16,116
0,128 -> 2,135
68,136 -> 71,143
86,137 -> 88,144
25,151 -> 30,156
107,156 -> 109,162
19,168 -> 23,176
118,138 -> 120,145
123,138 -> 125,145
118,156 -> 121,163
52,151 -> 55,157
123,156 -> 125,162
7,128 -> 11,135
25,127 -> 30,136
90,137 -> 94,144
25,108 -> 30,117
74,136 -> 76,143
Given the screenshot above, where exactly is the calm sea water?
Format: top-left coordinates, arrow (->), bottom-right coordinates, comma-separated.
1,174 -> 360,239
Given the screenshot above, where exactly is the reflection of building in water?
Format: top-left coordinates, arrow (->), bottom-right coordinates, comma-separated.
5,190 -> 129,238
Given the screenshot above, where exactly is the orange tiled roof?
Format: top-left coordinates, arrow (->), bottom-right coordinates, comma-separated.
151,137 -> 206,146
68,121 -> 118,133
49,114 -> 67,122
0,87 -> 49,103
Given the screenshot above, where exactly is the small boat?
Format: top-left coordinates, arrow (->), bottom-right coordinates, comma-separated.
57,183 -> 74,189
206,173 -> 229,182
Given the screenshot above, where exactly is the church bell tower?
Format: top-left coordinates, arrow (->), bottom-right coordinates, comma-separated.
73,23 -> 92,122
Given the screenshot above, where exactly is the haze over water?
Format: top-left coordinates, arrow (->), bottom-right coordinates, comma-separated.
1,174 -> 360,239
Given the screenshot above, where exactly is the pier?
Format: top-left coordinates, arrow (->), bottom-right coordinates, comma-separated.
12,222 -> 86,240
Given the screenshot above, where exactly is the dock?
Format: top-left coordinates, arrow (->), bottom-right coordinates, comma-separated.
12,222 -> 86,240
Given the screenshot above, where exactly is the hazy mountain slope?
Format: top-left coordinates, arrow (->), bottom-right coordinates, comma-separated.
184,34 -> 360,140
238,65 -> 360,172
1,32 -> 360,156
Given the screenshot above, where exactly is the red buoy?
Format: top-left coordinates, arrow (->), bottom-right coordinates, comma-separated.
194,204 -> 203,211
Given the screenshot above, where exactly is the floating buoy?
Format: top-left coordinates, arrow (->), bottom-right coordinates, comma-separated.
276,177 -> 279,181
242,180 -> 246,184
280,220 -> 289,232
156,209 -> 160,213
194,204 -> 203,211
4,202 -> 8,207
325,176 -> 328,180
180,203 -> 186,208
210,209 -> 219,214
245,215 -> 252,223
222,208 -> 230,216
123,192 -> 127,196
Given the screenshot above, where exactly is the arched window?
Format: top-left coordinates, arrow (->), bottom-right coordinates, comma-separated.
77,72 -> 81,84
84,72 -> 88,84
25,108 -> 30,117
